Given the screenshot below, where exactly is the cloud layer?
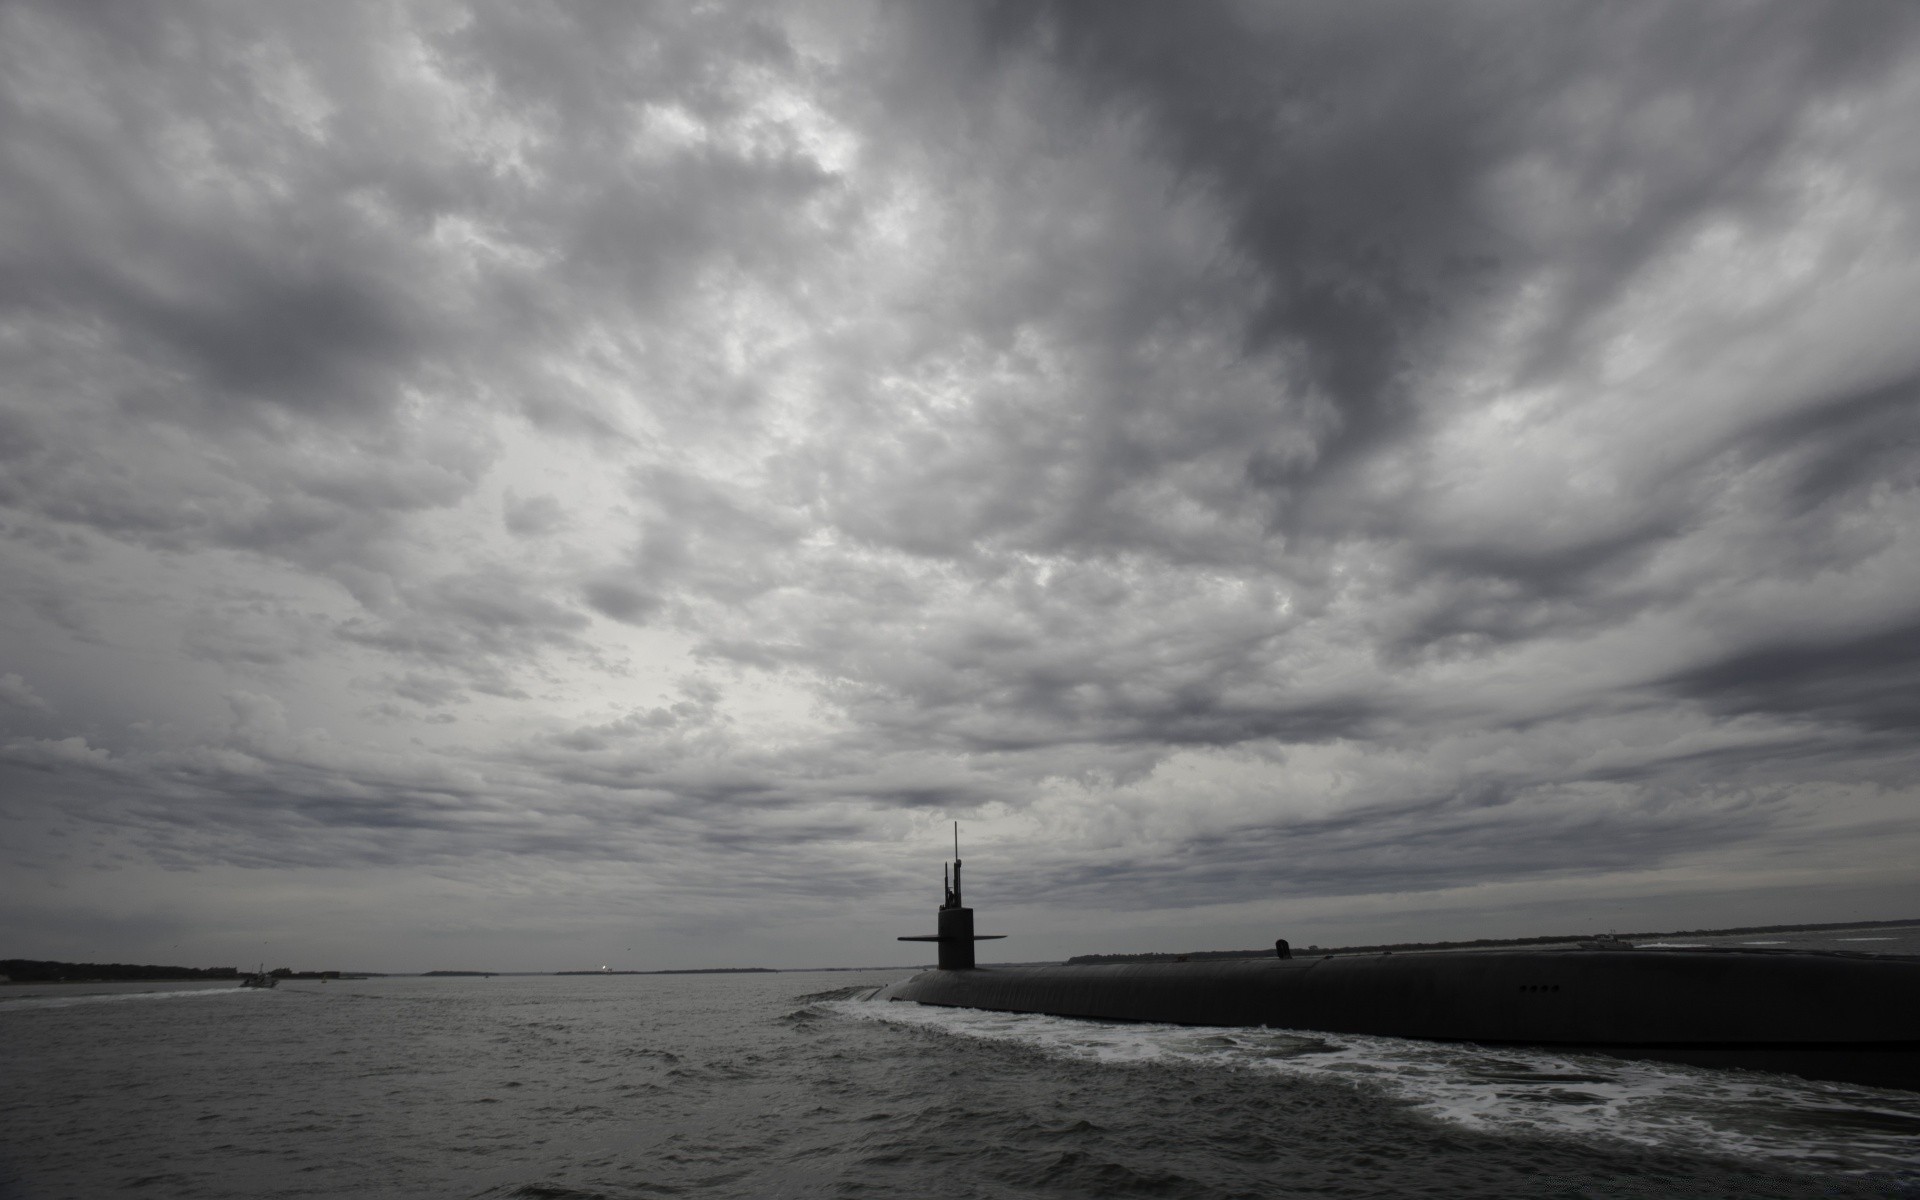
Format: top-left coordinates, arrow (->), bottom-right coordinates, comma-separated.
3,1 -> 1918,968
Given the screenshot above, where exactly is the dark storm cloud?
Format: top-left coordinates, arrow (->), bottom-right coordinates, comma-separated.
969,0 -> 1919,530
1376,371 -> 1920,677
1741,373 -> 1920,518
1664,619 -> 1920,733
341,567 -> 590,658
0,0 -> 833,501
0,0 -> 839,700
813,0 -> 1920,775
728,2 -> 1920,792
800,618 -> 1380,756
1033,783 -> 1785,912
4,698 -> 698,873
0,5 -> 440,424
580,578 -> 660,626
978,1 -> 1511,481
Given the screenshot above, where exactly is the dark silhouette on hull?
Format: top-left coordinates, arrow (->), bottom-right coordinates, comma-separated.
879,847 -> 1920,1091
895,824 -> 1006,971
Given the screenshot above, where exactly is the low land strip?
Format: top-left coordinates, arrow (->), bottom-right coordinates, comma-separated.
1064,917 -> 1920,965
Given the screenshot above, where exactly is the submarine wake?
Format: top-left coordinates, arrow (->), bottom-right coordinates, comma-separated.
828,997 -> 1920,1179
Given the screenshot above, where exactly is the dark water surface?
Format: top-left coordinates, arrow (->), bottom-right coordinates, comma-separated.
3,939 -> 1918,1198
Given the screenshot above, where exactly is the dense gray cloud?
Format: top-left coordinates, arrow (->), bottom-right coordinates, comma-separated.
2,0 -> 1917,970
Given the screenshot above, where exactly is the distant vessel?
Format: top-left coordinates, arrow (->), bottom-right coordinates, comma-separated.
878,839 -> 1920,1091
238,964 -> 276,989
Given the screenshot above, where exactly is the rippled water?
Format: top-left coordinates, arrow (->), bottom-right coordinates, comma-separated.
2,941 -> 1917,1198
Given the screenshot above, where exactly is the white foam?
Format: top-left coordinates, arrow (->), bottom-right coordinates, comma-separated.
0,986 -> 252,1012
1838,937 -> 1896,942
827,997 -> 1920,1177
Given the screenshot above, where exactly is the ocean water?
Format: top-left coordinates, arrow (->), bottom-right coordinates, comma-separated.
1,929 -> 1916,1199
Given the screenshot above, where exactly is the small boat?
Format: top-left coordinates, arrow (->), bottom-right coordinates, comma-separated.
238,964 -> 277,989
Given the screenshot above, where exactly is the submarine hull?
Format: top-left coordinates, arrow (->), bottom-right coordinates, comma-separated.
877,949 -> 1920,1091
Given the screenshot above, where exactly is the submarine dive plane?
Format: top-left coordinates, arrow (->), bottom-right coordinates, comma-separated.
878,838 -> 1920,1092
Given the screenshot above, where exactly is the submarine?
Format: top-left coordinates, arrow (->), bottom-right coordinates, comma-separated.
878,840 -> 1920,1092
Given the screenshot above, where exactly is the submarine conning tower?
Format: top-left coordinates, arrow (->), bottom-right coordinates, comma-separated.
897,824 -> 1006,970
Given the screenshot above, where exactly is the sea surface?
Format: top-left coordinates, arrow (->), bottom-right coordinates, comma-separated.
3,925 -> 1918,1199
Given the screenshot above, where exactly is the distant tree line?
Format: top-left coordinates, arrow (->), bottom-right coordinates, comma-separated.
1,960 -> 368,982
554,967 -> 777,975
1063,917 -> 1919,965
1,959 -> 241,982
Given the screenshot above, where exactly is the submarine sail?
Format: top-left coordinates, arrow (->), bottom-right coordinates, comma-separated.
896,823 -> 1005,971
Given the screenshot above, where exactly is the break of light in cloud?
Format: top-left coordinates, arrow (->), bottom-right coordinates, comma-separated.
2,1 -> 1917,970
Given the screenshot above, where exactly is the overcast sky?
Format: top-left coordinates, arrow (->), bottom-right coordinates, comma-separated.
3,1 -> 1918,973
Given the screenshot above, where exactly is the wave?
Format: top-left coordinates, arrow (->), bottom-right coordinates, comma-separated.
788,984 -> 885,1004
0,985 -> 260,1013
824,997 -> 1920,1179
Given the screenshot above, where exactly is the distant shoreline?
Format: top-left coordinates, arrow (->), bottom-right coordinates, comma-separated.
9,918 -> 1914,981
1064,917 -> 1920,966
0,959 -> 380,984
555,967 -> 777,975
